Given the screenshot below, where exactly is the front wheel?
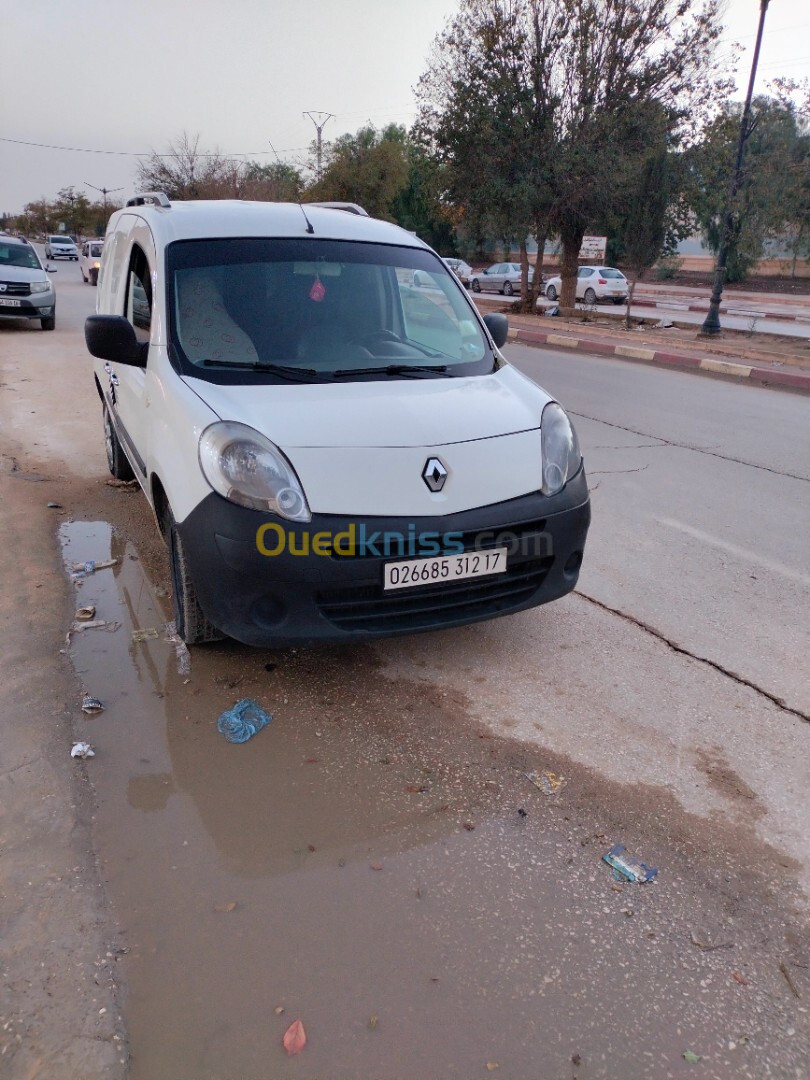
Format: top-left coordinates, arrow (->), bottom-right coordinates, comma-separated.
471,279 -> 480,293
546,285 -> 558,301
166,506 -> 223,645
584,287 -> 597,305
40,315 -> 55,331
503,281 -> 513,296
103,402 -> 135,480
90,269 -> 98,286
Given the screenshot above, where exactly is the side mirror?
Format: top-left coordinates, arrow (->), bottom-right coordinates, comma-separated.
85,315 -> 146,367
483,312 -> 509,349
46,265 -> 57,273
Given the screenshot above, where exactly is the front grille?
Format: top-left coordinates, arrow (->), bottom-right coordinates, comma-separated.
317,556 -> 553,633
0,281 -> 31,297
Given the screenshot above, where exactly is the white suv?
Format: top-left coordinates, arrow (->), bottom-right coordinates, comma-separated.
85,193 -> 590,645
44,235 -> 79,260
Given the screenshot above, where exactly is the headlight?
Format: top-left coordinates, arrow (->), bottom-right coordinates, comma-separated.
30,280 -> 52,294
541,402 -> 581,496
93,261 -> 101,269
199,421 -> 311,521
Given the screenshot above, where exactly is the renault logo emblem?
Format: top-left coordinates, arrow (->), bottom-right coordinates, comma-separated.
422,457 -> 448,492
0,284 -> 6,292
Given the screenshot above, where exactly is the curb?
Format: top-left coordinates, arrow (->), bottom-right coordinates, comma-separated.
632,297 -> 810,324
508,326 -> 810,393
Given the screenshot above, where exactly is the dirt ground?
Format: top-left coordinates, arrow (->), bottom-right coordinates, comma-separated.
641,270 -> 810,297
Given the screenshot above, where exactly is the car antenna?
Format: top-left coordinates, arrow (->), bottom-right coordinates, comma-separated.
298,204 -> 315,234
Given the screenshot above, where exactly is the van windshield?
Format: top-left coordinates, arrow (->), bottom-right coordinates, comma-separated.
166,238 -> 493,384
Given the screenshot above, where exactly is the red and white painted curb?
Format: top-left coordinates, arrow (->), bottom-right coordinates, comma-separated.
508,326 -> 810,392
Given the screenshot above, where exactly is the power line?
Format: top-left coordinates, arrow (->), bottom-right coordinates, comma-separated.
0,136 -> 310,158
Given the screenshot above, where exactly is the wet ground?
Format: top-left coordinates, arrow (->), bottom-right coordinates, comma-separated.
2,269 -> 810,1078
55,481 -> 810,1080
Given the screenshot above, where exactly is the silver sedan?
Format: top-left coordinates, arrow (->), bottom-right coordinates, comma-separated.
470,262 -> 534,296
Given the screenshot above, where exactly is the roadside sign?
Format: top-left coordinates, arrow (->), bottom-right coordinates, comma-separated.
580,235 -> 607,261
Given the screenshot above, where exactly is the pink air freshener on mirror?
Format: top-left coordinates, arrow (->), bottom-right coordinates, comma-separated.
309,276 -> 325,302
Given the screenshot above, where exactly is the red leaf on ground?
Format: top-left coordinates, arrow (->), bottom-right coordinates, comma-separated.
405,784 -> 426,793
463,822 -> 476,831
370,862 -> 383,871
283,1019 -> 307,1055
732,971 -> 750,986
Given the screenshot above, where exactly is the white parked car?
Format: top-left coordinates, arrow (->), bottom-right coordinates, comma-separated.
544,266 -> 628,305
85,193 -> 590,646
442,258 -> 473,287
470,262 -> 534,296
44,235 -> 79,260
80,239 -> 104,285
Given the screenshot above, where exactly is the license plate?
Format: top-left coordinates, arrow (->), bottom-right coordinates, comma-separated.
384,547 -> 508,591
0,298 -> 22,307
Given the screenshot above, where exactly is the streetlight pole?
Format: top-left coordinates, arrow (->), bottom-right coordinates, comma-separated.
700,0 -> 770,336
84,182 -> 124,216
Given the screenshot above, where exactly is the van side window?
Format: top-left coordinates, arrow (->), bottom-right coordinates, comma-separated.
125,246 -> 153,342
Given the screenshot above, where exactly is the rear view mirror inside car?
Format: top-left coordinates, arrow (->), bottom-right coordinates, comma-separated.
293,262 -> 341,277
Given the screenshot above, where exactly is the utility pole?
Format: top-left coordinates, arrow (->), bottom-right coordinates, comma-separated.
64,192 -> 77,239
84,182 -> 124,216
303,111 -> 334,182
700,0 -> 770,336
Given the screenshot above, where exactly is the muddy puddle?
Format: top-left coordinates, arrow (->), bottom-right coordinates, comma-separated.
59,519 -> 810,1079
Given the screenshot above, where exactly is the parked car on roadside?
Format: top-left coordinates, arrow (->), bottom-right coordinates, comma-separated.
80,240 -> 104,285
44,235 -> 79,260
84,192 -> 590,647
544,266 -> 628,305
470,262 -> 534,296
0,235 -> 57,330
442,258 -> 473,288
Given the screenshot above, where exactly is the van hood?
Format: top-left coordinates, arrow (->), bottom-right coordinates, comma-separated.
183,363 -> 551,449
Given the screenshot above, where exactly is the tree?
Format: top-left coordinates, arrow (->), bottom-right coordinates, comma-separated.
306,124 -> 410,221
135,132 -> 240,200
415,0 -> 562,311
690,93 -> 810,281
546,0 -> 725,310
240,161 -> 305,203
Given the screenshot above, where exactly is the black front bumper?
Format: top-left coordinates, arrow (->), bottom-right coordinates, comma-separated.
179,468 -> 591,647
0,299 -> 54,320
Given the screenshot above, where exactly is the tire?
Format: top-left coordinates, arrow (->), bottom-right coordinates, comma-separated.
103,402 -> 135,481
90,269 -> 98,286
166,506 -> 223,645
40,315 -> 55,331
584,287 -> 597,305
503,281 -> 513,296
613,297 -> 624,305
546,285 -> 558,301
471,279 -> 480,293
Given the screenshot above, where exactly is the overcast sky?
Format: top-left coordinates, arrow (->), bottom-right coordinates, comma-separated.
1,0 -> 808,216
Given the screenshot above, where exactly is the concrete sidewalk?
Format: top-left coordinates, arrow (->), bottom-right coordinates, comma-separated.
483,301 -> 810,393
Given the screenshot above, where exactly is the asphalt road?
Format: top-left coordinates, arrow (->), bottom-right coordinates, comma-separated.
1,263 -> 809,1079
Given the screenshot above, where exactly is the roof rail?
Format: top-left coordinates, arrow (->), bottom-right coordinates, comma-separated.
126,192 -> 171,208
305,201 -> 369,217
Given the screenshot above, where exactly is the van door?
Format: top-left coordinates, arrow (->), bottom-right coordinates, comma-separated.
106,220 -> 157,478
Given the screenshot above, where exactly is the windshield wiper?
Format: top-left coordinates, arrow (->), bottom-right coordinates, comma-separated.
203,359 -> 323,382
332,364 -> 450,379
